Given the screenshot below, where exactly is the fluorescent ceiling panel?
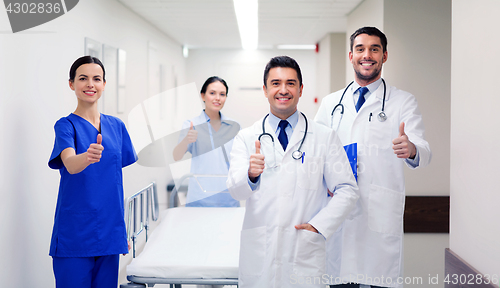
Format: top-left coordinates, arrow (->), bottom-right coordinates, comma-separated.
233,0 -> 258,49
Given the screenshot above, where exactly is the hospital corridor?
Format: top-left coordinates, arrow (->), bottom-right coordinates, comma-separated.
0,0 -> 499,287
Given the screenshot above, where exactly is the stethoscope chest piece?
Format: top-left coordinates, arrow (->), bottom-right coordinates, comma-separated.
377,111 -> 387,122
292,150 -> 303,160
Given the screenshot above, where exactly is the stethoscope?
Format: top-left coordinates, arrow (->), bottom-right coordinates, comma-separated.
331,78 -> 387,129
258,112 -> 307,161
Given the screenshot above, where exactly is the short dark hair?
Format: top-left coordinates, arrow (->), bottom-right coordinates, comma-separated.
350,26 -> 388,53
69,56 -> 106,82
200,76 -> 228,95
263,56 -> 302,87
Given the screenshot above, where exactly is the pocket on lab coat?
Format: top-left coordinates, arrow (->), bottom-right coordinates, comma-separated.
239,226 -> 266,276
368,184 -> 404,235
366,118 -> 394,150
297,156 -> 323,191
293,229 -> 326,277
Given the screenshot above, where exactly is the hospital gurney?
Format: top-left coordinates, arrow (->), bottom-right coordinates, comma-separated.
121,177 -> 244,288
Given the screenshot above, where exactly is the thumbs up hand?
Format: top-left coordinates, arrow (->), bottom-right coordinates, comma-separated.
392,122 -> 416,159
87,134 -> 104,163
255,139 -> 261,154
185,121 -> 198,144
248,140 -> 265,182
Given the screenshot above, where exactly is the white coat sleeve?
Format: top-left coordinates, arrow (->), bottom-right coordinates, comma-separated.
399,94 -> 432,169
308,131 -> 359,239
226,131 -> 257,200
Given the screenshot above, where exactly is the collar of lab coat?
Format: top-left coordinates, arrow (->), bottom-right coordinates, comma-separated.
371,78 -> 391,101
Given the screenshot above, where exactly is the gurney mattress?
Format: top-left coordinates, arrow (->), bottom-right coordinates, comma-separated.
127,207 -> 244,279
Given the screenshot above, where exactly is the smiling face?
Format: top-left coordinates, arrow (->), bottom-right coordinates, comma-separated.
201,81 -> 227,113
349,33 -> 388,86
69,63 -> 106,105
263,67 -> 303,120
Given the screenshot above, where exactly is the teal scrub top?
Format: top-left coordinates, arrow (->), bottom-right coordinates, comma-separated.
48,113 -> 137,257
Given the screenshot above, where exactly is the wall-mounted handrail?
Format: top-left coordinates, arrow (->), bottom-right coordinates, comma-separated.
124,182 -> 159,258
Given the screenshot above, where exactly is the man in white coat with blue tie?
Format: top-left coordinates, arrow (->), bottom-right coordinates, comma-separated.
314,27 -> 432,288
227,56 -> 359,288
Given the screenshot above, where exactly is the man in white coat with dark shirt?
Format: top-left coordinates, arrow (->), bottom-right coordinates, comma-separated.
314,27 -> 432,288
227,56 -> 359,288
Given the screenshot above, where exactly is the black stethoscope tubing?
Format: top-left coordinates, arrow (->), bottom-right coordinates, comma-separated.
258,112 -> 307,160
331,78 -> 387,123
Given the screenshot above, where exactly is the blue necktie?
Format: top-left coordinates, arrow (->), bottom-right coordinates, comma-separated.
278,120 -> 289,151
356,87 -> 369,112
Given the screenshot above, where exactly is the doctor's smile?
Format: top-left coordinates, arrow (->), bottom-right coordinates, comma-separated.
277,96 -> 292,102
360,60 -> 376,67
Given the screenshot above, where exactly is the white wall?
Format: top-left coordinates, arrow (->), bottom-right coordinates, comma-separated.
185,49 -> 319,130
316,33 -> 347,101
330,33 -> 347,93
0,0 -> 185,286
451,0 -> 500,283
316,34 -> 333,101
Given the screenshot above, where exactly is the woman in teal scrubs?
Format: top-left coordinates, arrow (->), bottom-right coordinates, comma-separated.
48,56 -> 137,288
173,76 -> 240,207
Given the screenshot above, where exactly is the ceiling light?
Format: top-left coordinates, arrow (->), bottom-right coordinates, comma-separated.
277,45 -> 316,50
233,0 -> 258,50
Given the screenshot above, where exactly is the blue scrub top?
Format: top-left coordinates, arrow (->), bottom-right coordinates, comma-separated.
48,113 -> 137,257
178,111 -> 240,207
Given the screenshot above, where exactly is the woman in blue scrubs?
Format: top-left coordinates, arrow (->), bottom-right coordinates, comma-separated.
172,76 -> 240,207
48,56 -> 137,288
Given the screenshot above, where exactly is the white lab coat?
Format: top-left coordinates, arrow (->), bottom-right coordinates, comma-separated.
314,81 -> 431,287
227,112 -> 359,288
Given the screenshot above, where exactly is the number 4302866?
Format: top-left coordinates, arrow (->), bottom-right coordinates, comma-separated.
6,3 -> 62,14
